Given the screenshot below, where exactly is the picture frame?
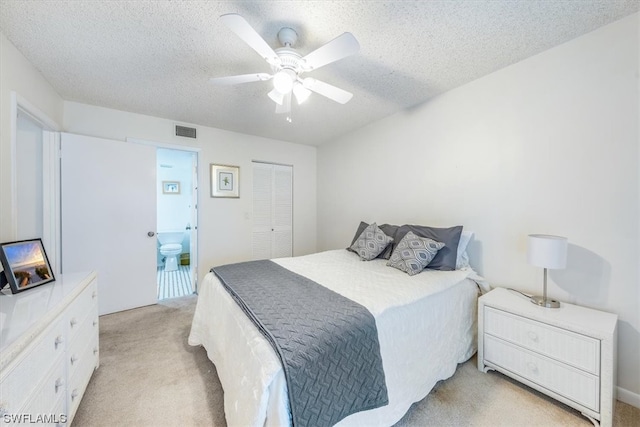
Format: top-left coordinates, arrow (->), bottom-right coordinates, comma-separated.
210,164 -> 239,198
162,181 -> 180,194
0,238 -> 55,294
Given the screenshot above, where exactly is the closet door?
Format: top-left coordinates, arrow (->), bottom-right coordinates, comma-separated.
252,162 -> 292,260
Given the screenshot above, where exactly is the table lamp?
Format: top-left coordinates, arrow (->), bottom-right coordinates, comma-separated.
527,234 -> 568,308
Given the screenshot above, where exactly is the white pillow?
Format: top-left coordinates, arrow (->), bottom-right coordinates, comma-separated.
456,231 -> 474,269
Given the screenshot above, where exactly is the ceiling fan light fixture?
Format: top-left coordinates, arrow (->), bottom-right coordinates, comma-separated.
273,69 -> 296,94
214,14 -> 360,114
293,82 -> 311,104
268,88 -> 284,105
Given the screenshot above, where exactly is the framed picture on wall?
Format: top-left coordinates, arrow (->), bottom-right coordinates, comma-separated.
210,164 -> 239,198
0,238 -> 55,294
162,181 -> 180,194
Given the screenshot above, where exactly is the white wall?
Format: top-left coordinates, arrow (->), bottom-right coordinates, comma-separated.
63,101 -> 317,285
317,14 -> 640,401
157,148 -> 193,232
0,33 -> 63,242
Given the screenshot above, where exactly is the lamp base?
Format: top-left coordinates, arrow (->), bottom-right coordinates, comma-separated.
530,295 -> 560,308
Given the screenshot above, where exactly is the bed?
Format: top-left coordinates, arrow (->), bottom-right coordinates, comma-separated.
189,245 -> 488,427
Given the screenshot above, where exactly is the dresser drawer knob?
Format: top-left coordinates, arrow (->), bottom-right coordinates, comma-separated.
93,320 -> 98,327
92,291 -> 97,299
70,355 -> 78,365
54,335 -> 64,349
71,389 -> 79,401
93,347 -> 99,355
526,361 -> 539,374
70,318 -> 78,327
55,378 -> 64,393
527,331 -> 538,342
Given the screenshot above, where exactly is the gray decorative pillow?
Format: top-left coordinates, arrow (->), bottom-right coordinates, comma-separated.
347,221 -> 398,259
349,222 -> 394,261
393,225 -> 463,271
387,231 -> 445,276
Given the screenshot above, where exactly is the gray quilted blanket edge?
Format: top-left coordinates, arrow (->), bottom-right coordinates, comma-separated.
212,259 -> 388,427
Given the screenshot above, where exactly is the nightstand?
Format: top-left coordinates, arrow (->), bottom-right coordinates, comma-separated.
478,288 -> 617,427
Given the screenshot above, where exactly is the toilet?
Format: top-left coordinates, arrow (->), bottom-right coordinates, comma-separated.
157,231 -> 184,272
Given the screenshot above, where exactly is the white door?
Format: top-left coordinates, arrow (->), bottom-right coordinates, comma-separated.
61,133 -> 157,315
252,162 -> 292,260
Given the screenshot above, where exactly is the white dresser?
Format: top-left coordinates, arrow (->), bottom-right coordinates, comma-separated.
0,271 -> 99,426
478,288 -> 617,427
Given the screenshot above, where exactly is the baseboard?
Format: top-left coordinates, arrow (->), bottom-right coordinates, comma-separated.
617,386 -> 640,409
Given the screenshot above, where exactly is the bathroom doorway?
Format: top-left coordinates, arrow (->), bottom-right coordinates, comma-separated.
156,148 -> 198,300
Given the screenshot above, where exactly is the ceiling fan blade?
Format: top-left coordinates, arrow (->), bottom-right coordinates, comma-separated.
209,73 -> 272,86
220,14 -> 280,66
300,32 -> 359,71
275,92 -> 292,114
302,78 -> 353,104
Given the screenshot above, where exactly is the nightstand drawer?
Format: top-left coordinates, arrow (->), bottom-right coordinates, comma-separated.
484,334 -> 599,412
484,307 -> 600,374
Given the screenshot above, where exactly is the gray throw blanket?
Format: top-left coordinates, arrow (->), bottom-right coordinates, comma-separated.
212,260 -> 388,427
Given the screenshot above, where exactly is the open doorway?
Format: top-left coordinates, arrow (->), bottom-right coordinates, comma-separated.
12,93 -> 61,275
156,148 -> 198,300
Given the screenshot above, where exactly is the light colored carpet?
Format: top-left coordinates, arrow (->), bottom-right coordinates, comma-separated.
72,295 -> 639,427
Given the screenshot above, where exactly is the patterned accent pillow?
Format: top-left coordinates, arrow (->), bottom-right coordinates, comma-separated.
387,231 -> 445,276
349,222 -> 394,261
347,221 -> 398,260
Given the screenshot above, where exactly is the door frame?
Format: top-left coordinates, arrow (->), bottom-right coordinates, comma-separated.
9,92 -> 61,273
127,138 -> 200,294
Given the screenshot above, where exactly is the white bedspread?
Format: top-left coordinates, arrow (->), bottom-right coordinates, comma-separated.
188,249 -> 485,427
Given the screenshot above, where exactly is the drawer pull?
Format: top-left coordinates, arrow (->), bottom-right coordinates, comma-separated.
70,318 -> 78,327
93,320 -> 98,327
526,361 -> 539,374
54,335 -> 64,349
93,347 -> 99,355
55,378 -> 64,393
527,331 -> 538,342
70,355 -> 79,365
71,389 -> 79,401
92,291 -> 97,299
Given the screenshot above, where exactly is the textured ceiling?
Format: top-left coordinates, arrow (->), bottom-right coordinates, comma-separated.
0,1 -> 637,145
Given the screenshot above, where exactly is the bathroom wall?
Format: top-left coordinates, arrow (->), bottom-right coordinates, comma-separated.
157,148 -> 194,265
157,148 -> 193,232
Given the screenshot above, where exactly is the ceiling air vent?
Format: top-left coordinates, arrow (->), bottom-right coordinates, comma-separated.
175,125 -> 197,139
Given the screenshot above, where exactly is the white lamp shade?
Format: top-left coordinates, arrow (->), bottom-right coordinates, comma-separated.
527,234 -> 568,269
292,82 -> 311,104
273,70 -> 295,94
268,88 -> 284,105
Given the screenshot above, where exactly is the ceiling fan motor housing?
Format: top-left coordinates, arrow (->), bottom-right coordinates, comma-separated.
277,27 -> 298,47
273,47 -> 304,74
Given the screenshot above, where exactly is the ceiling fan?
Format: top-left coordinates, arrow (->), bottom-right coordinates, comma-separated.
210,13 -> 360,120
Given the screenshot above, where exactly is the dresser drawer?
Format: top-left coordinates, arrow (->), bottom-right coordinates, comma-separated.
484,334 -> 599,411
67,309 -> 98,379
0,319 -> 65,413
66,280 -> 98,341
18,356 -> 66,424
67,336 -> 99,421
484,307 -> 600,374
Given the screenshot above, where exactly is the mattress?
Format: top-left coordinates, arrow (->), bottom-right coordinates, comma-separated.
188,249 -> 486,426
